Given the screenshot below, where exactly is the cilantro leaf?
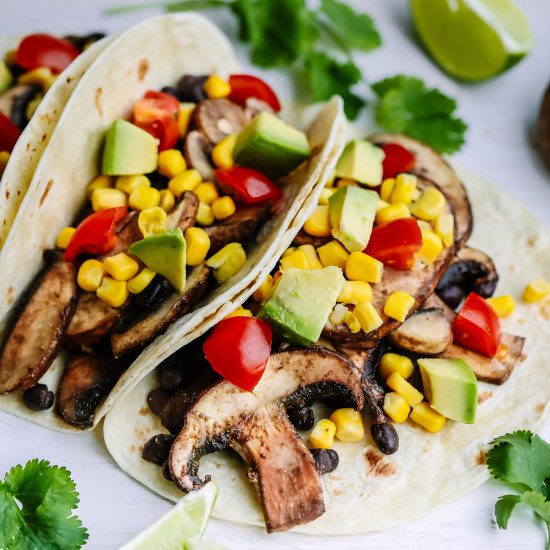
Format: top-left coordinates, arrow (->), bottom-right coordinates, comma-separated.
494,494 -> 521,529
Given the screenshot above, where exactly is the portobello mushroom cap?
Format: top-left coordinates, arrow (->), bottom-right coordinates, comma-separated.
184,130 -> 215,181
169,347 -> 364,532
192,98 -> 247,144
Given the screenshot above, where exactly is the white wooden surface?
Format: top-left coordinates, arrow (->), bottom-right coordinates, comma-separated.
1,1 -> 550,548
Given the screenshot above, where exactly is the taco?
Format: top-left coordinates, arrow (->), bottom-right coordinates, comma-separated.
0,14 -> 345,431
104,134 -> 550,535
0,32 -> 112,249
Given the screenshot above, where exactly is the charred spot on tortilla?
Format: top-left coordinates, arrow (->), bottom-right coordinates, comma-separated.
39,180 -> 54,207
477,391 -> 492,404
475,450 -> 487,466
137,58 -> 149,82
365,449 -> 397,477
94,87 -> 103,116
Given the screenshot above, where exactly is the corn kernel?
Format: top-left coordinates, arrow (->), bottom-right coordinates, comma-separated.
206,242 -> 246,284
354,301 -> 383,333
298,244 -> 323,269
317,240 -> 349,269
86,175 -> 113,198
18,67 -> 54,90
487,295 -> 515,318
212,134 -> 236,169
196,202 -> 215,226
26,95 -> 41,120
390,174 -> 417,205
318,187 -> 335,205
343,311 -> 361,333
376,199 -> 390,212
159,189 -> 176,213
329,303 -> 348,325
0,151 -> 10,175
411,188 -> 446,221
157,149 -> 187,178
178,103 -> 195,138
386,372 -> 423,407
129,185 -> 160,211
380,178 -> 395,202
138,207 -> 167,237
280,249 -> 309,271
417,220 -> 432,232
383,392 -> 410,423
77,259 -> 104,292
253,275 -> 274,303
303,205 -> 331,237
410,402 -> 446,433
282,247 -> 296,258
417,229 -> 443,266
384,291 -> 415,322
380,353 -> 414,380
92,188 -> 128,211
127,268 -> 156,294
185,227 -> 211,266
195,182 -> 220,205
203,74 -> 231,99
329,408 -> 364,442
116,175 -> 150,195
338,281 -> 372,304
345,251 -> 384,284
224,307 -> 253,319
56,227 -> 75,250
434,213 -> 454,247
523,279 -> 550,303
169,169 -> 202,197
308,419 -> 336,449
375,202 -> 410,224
336,178 -> 358,188
96,277 -> 129,308
325,170 -> 336,187
103,253 -> 140,281
212,196 -> 236,220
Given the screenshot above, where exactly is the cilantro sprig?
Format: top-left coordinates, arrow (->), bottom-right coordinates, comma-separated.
488,431 -> 550,549
0,459 -> 88,550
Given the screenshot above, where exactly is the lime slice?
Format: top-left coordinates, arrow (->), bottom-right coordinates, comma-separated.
410,0 -> 534,81
121,482 -> 218,550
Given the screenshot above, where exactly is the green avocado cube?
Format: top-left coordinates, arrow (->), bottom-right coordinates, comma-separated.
418,358 -> 477,424
233,111 -> 310,179
335,139 -> 385,186
129,228 -> 186,292
259,266 -> 345,345
0,61 -> 13,93
102,119 -> 158,176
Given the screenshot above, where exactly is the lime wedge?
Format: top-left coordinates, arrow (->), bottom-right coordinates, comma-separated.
121,482 -> 218,550
410,0 -> 534,81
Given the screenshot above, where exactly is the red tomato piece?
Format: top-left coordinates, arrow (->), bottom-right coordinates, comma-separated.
203,317 -> 272,392
364,218 -> 423,270
0,113 -> 21,153
16,34 -> 79,73
215,167 -> 282,205
134,91 -> 180,151
228,74 -> 281,112
453,292 -> 502,357
64,207 -> 128,262
382,143 -> 415,179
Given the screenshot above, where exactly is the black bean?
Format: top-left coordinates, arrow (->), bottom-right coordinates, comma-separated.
310,449 -> 339,475
436,285 -> 465,310
63,32 -> 106,51
286,406 -> 315,431
176,74 -> 208,103
133,275 -> 173,312
142,434 -> 175,466
161,86 -> 179,98
147,171 -> 169,190
11,86 -> 40,129
161,459 -> 172,481
22,384 -> 54,411
147,388 -> 171,416
158,359 -> 187,393
160,390 -> 196,434
371,423 -> 399,455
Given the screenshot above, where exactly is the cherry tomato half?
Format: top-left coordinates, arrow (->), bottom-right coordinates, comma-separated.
134,91 -> 180,151
215,166 -> 282,205
228,75 -> 281,112
382,143 -> 415,179
16,34 -> 79,73
0,113 -> 21,153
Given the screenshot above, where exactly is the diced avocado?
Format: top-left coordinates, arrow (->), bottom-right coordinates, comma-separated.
259,266 -> 345,345
129,229 -> 186,292
233,112 -> 310,179
102,119 -> 158,176
335,140 -> 385,186
329,186 -> 379,252
418,358 -> 477,424
0,61 -> 13,93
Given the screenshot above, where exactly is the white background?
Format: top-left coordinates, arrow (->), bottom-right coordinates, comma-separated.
1,1 -> 550,548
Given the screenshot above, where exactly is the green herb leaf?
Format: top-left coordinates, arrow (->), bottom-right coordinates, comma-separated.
494,494 -> 521,529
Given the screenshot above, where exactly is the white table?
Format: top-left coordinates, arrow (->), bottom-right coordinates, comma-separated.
1,1 -> 550,548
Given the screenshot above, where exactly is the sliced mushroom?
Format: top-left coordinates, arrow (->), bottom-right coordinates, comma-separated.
292,229 -> 331,248
184,130 -> 215,181
244,97 -> 275,119
0,84 -> 39,129
169,347 -> 364,532
192,98 -> 247,144
167,191 -> 199,233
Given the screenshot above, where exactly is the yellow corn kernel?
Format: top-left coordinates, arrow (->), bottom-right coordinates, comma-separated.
224,307 -> 253,319
26,95 -> 42,120
487,295 -> 516,318
336,177 -> 358,188
280,249 -> 310,271
523,279 -> 550,303
410,402 -> 446,433
196,202 -> 215,226
212,196 -> 236,220
103,253 -> 140,282
384,291 -> 415,322
325,170 -> 336,188
380,178 -> 395,202
354,301 -> 383,333
375,202 -> 410,224
18,67 -> 53,89
417,229 -> 443,266
298,244 -> 323,269
194,182 -> 220,205
56,227 -> 75,250
390,174 -> 417,205
434,213 -> 454,247
345,251 -> 384,284
338,281 -> 372,305
206,242 -> 246,284
383,392 -> 411,423
329,303 -> 348,325
303,205 -> 332,237
318,187 -> 335,205
329,408 -> 364,442
157,149 -> 187,178
116,175 -> 150,195
212,134 -> 237,169
282,247 -> 296,258
386,372 -> 423,407
92,188 -> 128,211
203,74 -> 231,99
343,311 -> 361,333
0,151 -> 10,175
138,207 -> 167,237
380,353 -> 414,380
411,188 -> 446,221
159,189 -> 176,213
129,185 -> 160,211
185,227 -> 211,266
308,419 -> 336,449
376,199 -> 390,212
77,259 -> 104,292
96,277 -> 129,308
178,103 -> 195,138
86,175 -> 113,198
169,169 -> 202,197
317,240 -> 349,269
127,268 -> 156,294
253,275 -> 274,303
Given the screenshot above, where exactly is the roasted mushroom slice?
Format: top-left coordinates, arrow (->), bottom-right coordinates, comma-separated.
184,130 -> 215,181
168,191 -> 199,233
169,347 -> 364,532
292,229 -> 331,248
192,98 -> 247,144
244,97 -> 275,119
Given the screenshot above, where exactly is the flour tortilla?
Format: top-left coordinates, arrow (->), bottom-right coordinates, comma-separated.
104,163 -> 550,535
0,14 -> 345,431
